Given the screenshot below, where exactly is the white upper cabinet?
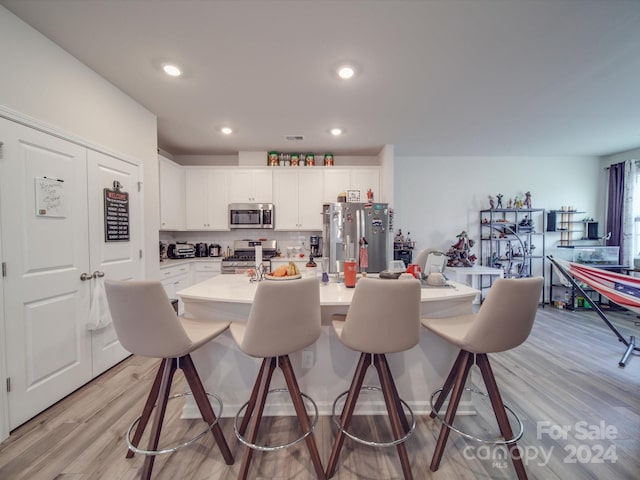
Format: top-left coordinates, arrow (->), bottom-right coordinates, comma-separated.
159,155 -> 185,230
274,169 -> 324,230
185,168 -> 229,230
323,167 -> 380,203
228,169 -> 273,203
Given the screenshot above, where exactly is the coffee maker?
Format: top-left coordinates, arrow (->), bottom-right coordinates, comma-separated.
309,235 -> 322,257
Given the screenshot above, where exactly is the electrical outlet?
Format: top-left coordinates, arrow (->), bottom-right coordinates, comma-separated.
302,350 -> 314,369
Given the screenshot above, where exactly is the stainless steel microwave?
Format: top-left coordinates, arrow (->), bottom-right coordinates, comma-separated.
229,203 -> 274,229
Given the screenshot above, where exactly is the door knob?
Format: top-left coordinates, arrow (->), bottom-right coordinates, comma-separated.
92,271 -> 105,278
80,273 -> 92,281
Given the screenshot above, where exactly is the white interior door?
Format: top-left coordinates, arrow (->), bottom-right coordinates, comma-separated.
87,150 -> 143,375
0,118 -> 92,429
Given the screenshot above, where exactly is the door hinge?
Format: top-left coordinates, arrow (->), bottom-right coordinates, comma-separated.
137,181 -> 142,192
139,249 -> 143,259
0,141 -> 4,159
2,262 -> 6,277
6,377 -> 11,393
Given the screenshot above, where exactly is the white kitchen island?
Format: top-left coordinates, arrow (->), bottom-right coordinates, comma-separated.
177,275 -> 479,418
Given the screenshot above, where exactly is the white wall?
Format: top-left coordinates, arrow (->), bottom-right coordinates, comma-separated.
393,155 -> 602,267
0,6 -> 159,279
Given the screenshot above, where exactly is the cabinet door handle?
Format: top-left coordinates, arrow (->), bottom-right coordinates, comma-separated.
80,272 -> 92,281
92,271 -> 105,278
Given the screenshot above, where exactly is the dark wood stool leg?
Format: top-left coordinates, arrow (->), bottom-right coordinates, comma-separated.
180,354 -> 234,465
141,357 -> 177,480
375,354 -> 414,480
279,355 -> 327,480
326,352 -> 372,478
430,350 -> 473,472
238,358 -> 269,436
476,354 -> 529,480
380,354 -> 411,434
127,358 -> 167,458
238,357 -> 277,480
430,350 -> 466,419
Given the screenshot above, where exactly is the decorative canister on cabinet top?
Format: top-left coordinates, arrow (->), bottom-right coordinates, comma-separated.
290,153 -> 300,166
268,151 -> 279,166
305,153 -> 315,166
324,153 -> 334,166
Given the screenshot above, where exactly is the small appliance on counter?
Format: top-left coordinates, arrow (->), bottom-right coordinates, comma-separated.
159,241 -> 167,262
167,242 -> 196,259
309,234 -> 322,257
209,243 -> 222,257
194,242 -> 208,257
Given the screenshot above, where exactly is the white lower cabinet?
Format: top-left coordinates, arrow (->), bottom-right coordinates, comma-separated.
160,263 -> 191,315
194,260 -> 222,283
274,169 -> 324,230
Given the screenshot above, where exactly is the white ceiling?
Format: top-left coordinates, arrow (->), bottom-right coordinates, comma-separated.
2,0 -> 640,157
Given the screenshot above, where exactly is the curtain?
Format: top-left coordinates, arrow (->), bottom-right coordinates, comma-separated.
621,160 -> 636,267
606,162 -> 624,263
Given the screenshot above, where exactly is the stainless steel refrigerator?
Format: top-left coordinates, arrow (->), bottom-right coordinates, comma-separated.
322,202 -> 390,273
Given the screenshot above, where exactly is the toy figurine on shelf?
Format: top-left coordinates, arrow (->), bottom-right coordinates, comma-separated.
489,195 -> 495,209
507,198 -> 513,209
445,230 -> 477,267
525,191 -> 532,209
496,194 -> 503,209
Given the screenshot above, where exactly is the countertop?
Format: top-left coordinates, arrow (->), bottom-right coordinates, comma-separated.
178,273 -> 479,307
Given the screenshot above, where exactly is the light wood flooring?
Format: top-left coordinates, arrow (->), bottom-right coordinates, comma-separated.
0,305 -> 639,479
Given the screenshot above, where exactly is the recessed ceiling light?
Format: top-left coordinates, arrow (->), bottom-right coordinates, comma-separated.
220,126 -> 233,135
337,65 -> 355,79
331,128 -> 343,136
162,64 -> 182,77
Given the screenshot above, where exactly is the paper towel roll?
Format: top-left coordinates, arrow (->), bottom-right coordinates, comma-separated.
255,245 -> 262,269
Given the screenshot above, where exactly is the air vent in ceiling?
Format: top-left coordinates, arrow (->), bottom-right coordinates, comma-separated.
285,135 -> 305,141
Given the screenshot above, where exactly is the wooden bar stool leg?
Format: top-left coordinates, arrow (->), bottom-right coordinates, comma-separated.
476,354 -> 528,480
238,358 -> 269,436
430,350 -> 466,419
280,355 -> 327,480
430,350 -> 473,472
238,357 -> 277,480
375,354 -> 413,480
141,358 -> 177,480
180,354 -> 234,465
380,354 -> 411,434
127,358 -> 167,459
326,353 -> 371,478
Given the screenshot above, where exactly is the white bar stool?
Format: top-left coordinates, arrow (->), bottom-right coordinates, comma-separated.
326,277 -> 421,480
104,280 -> 234,480
229,277 -> 326,480
422,276 -> 543,480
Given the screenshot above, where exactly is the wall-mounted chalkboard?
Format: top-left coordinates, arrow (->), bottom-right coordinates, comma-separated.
104,182 -> 129,242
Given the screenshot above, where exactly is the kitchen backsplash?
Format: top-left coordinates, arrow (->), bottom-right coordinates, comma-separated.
160,229 -> 321,256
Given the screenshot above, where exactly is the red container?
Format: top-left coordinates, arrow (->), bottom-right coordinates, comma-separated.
344,260 -> 357,288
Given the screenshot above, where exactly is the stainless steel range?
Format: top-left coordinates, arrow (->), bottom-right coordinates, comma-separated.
221,240 -> 278,274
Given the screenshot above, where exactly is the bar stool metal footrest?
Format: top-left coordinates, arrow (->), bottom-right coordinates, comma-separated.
332,385 -> 416,448
126,391 -> 223,456
234,388 -> 319,452
430,387 -> 523,444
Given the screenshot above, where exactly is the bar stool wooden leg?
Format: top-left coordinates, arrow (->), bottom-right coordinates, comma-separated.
375,354 -> 413,480
280,355 -> 327,480
326,353 -> 372,478
141,358 -> 177,480
180,354 -> 234,465
430,350 -> 466,419
127,358 -> 167,459
238,358 -> 270,436
476,354 -> 528,480
238,357 -> 277,480
430,350 -> 473,472
379,354 -> 411,434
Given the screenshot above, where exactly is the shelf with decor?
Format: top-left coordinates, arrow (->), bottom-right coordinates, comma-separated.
546,210 -> 599,245
479,208 -> 546,303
